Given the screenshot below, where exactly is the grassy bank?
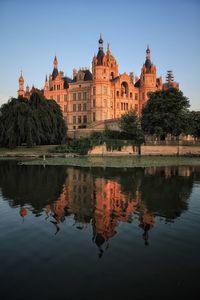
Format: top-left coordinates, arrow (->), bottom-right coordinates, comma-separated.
20,156 -> 200,168
0,145 -> 58,157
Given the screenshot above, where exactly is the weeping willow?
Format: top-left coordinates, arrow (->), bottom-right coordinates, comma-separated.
0,92 -> 67,148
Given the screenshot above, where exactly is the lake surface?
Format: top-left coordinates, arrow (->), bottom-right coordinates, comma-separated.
0,160 -> 199,300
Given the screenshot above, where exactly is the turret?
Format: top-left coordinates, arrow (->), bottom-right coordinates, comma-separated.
52,55 -> 59,80
44,74 -> 49,91
18,70 -> 25,97
163,70 -> 179,90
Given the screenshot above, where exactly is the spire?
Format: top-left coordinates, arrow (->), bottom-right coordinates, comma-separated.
98,33 -> 103,50
45,74 -> 48,82
52,56 -> 59,80
96,33 -> 105,65
146,45 -> 150,60
54,55 -> 58,69
144,45 -> 152,71
166,70 -> 174,83
19,70 -> 24,82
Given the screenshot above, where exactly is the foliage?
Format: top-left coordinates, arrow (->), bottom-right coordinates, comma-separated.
141,88 -> 190,138
119,110 -> 145,145
0,92 -> 67,148
187,111 -> 200,138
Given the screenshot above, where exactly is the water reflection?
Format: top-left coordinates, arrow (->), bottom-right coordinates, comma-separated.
0,161 -> 198,255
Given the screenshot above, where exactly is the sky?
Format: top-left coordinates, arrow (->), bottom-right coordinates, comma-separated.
0,0 -> 199,110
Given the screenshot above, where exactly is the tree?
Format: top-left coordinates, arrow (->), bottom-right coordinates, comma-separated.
141,88 -> 190,140
187,111 -> 200,139
0,91 -> 67,148
119,110 -> 144,155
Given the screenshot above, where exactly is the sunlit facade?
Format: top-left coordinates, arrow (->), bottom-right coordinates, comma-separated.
18,35 -> 179,131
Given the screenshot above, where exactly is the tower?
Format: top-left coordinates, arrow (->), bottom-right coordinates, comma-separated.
92,34 -> 111,122
18,71 -> 25,97
140,46 -> 157,106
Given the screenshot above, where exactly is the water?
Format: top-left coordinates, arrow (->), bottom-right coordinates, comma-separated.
0,161 -> 199,300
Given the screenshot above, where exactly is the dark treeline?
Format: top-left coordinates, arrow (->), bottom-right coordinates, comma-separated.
0,91 -> 67,148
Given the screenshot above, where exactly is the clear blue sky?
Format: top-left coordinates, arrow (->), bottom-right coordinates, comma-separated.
0,0 -> 199,110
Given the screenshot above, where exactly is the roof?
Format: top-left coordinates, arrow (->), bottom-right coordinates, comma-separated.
134,78 -> 141,87
96,49 -> 105,65
52,68 -> 59,80
63,76 -> 73,89
84,70 -> 92,81
144,59 -> 152,73
72,70 -> 92,82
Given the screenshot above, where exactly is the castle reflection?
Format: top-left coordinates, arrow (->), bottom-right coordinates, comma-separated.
0,161 -> 197,256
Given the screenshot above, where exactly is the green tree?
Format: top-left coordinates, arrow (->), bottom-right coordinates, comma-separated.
188,111 -> 200,139
141,88 -> 190,140
119,110 -> 144,155
0,91 -> 67,148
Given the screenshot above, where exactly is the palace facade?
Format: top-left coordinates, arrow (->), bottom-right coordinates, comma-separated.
18,34 -> 179,131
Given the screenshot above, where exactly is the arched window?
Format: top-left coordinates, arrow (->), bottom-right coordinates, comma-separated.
121,82 -> 128,97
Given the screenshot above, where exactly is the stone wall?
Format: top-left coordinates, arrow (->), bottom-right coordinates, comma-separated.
88,145 -> 200,156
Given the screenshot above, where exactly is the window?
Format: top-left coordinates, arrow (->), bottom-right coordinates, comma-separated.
78,116 -> 81,124
93,112 -> 96,122
130,92 -> 132,98
93,99 -> 96,108
54,85 -> 56,90
126,103 -> 128,110
78,104 -> 81,111
121,103 -> 123,110
73,104 -> 76,112
93,87 -> 96,95
117,102 -> 119,109
135,93 -> 138,100
116,91 -> 119,97
83,103 -> 87,111
83,115 -> 87,123
73,116 -> 76,124
78,92 -> 81,100
135,104 -> 138,112
83,92 -> 87,100
103,86 -> 107,94
57,95 -> 60,102
73,93 -> 76,101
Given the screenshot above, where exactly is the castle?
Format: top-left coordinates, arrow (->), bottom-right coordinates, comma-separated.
18,34 -> 179,132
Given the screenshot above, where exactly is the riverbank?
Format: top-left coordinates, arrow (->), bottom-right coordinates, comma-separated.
19,156 -> 200,168
1,144 -> 200,158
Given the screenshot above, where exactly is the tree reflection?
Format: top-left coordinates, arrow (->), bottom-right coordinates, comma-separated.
0,161 -> 67,214
0,161 -> 196,254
